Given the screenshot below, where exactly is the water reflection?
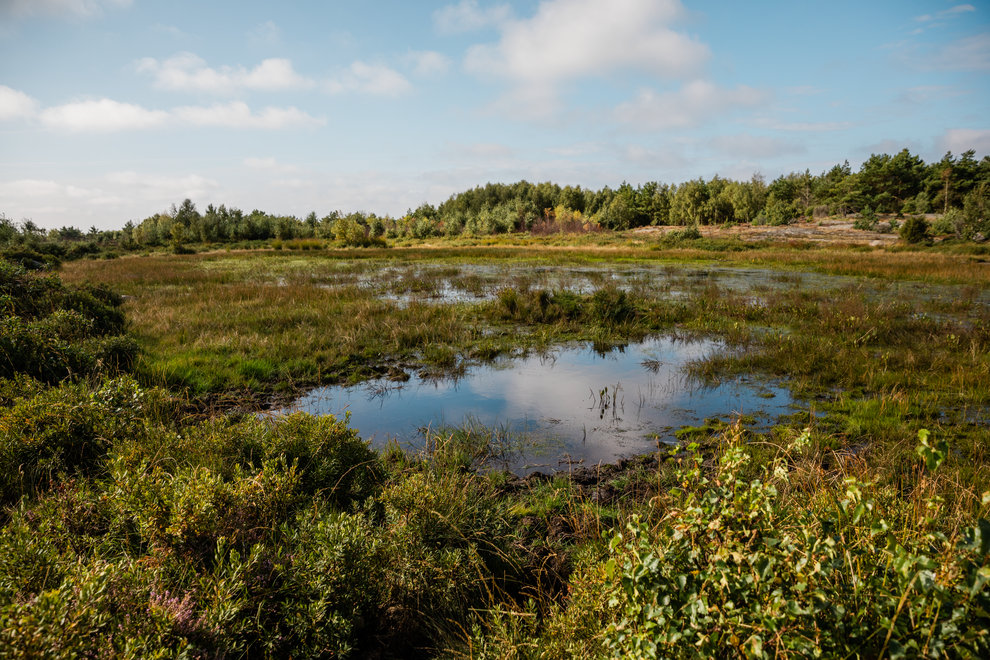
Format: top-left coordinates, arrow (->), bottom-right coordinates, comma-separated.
277,337 -> 795,474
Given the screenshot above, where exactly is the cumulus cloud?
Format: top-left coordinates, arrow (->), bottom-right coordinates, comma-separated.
462,0 -> 708,120
37,98 -> 323,131
406,50 -> 452,76
0,85 -> 37,120
614,81 -> 766,130
434,0 -> 512,33
40,99 -> 169,131
0,0 -> 131,18
326,62 -> 411,96
465,0 -> 707,83
136,52 -> 315,93
938,128 -> 990,155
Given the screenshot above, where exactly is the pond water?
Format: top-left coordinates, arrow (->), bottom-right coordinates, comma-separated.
357,262 -> 989,321
276,337 -> 796,474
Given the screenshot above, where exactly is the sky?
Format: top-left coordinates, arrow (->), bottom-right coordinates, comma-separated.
1,0 -> 988,231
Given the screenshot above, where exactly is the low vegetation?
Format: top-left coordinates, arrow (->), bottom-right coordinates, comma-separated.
1,198 -> 989,656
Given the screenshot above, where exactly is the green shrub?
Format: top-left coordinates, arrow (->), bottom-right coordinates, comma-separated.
275,509 -> 382,656
854,205 -> 879,230
601,429 -> 990,658
900,215 -> 931,244
0,378 -> 150,505
0,260 -> 131,384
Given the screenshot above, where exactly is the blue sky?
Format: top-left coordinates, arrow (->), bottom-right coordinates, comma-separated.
1,0 -> 988,230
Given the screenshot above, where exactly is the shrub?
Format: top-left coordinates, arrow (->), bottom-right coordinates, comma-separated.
0,378 -> 150,505
601,429 -> 990,658
854,205 -> 879,230
900,215 -> 931,244
0,260 -> 132,384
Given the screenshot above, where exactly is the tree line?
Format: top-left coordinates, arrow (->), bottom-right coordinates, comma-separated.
4,148 -> 989,257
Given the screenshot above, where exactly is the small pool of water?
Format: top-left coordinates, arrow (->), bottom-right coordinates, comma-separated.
275,337 -> 797,474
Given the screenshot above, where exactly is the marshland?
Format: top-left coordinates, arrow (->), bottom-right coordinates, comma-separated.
2,151 -> 990,657
2,220 -> 988,656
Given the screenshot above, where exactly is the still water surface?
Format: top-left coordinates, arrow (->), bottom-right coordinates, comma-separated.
278,337 -> 795,474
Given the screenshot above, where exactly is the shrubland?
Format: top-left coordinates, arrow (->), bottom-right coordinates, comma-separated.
0,238 -> 988,657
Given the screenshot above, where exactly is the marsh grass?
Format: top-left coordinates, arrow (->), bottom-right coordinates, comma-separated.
9,243 -> 990,657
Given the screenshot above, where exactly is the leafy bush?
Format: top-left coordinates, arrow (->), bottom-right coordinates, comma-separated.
0,377 -> 152,505
0,259 -> 132,384
601,428 -> 990,658
932,209 -> 961,236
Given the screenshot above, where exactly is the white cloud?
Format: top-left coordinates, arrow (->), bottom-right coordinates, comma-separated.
0,171 -> 224,229
406,50 -> 452,76
614,81 -> 766,130
938,128 -> 990,155
136,52 -> 315,93
944,4 -> 977,16
0,0 -> 131,18
0,85 -> 37,120
916,4 -> 976,22
464,0 -> 707,84
462,0 -> 708,120
39,99 -> 169,131
434,0 -> 512,34
326,62 -> 411,96
709,134 -> 804,159
0,178 -> 124,222
36,98 -> 323,131
173,102 -> 324,129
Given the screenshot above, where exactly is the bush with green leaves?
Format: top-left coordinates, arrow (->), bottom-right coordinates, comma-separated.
0,377 -> 153,505
601,428 -> 990,658
0,259 -> 134,384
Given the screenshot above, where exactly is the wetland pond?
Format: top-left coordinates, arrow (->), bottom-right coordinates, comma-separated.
260,259 -> 986,474
277,336 -> 796,475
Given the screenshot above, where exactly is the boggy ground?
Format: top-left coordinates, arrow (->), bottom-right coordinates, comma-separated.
13,237 -> 983,657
